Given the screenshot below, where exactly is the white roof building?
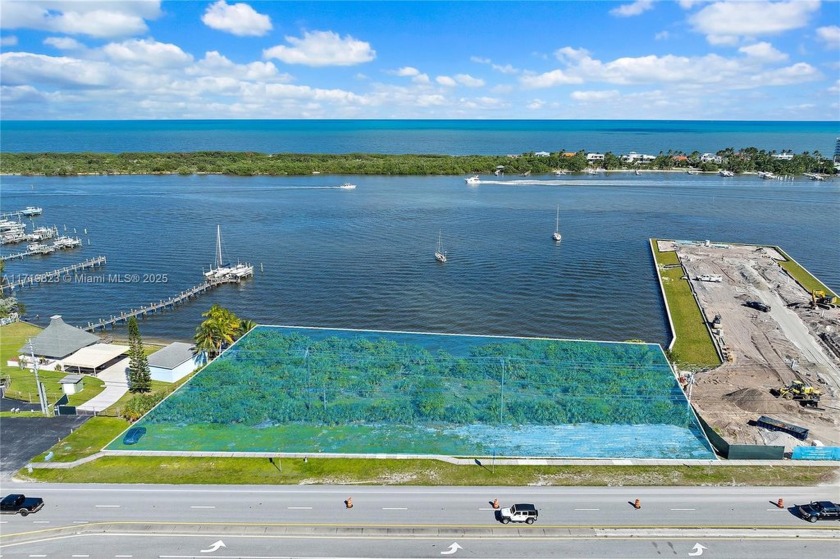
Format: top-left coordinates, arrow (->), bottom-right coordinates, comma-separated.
148,342 -> 201,383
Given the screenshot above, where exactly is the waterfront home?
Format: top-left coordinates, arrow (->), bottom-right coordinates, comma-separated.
534,151 -> 551,157
771,151 -> 794,161
586,153 -> 605,162
700,153 -> 723,164
621,152 -> 656,163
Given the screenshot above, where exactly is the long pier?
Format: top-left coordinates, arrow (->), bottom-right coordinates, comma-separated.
83,277 -> 242,332
0,256 -> 107,293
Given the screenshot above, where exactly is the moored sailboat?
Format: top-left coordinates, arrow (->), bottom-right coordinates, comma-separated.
435,231 -> 447,263
552,205 -> 562,242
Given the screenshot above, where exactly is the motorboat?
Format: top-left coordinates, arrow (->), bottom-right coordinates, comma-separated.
553,169 -> 567,176
339,183 -> 357,189
719,170 -> 735,177
758,171 -> 778,180
21,206 -> 43,217
465,175 -> 480,184
52,236 -> 82,249
634,169 -> 641,176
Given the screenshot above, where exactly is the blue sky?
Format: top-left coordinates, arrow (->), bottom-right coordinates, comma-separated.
1,0 -> 838,120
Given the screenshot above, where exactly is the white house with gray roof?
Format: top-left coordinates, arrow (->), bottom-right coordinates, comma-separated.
148,342 -> 201,382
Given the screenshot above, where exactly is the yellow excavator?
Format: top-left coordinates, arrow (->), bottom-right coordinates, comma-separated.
774,380 -> 822,407
811,290 -> 838,309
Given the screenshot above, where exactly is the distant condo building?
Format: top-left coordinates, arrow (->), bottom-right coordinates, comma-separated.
834,137 -> 840,164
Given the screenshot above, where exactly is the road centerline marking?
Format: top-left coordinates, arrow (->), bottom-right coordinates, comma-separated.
190,505 -> 215,509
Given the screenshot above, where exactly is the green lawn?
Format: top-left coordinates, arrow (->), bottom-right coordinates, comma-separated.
24,456 -> 836,486
775,248 -> 837,297
651,241 -> 721,369
32,416 -> 130,462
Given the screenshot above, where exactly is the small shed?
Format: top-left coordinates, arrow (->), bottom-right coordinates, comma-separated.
148,342 -> 200,383
59,374 -> 85,395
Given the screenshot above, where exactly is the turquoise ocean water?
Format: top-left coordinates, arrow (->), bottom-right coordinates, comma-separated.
2,119 -> 837,155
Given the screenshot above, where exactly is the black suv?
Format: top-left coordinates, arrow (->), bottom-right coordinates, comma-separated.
798,501 -> 840,522
745,300 -> 771,312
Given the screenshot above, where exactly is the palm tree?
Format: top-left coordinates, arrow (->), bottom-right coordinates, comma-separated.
240,319 -> 257,334
194,304 -> 241,358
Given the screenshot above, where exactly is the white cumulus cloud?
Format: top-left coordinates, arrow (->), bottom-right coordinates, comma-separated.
738,42 -> 787,62
0,52 -> 112,87
436,75 -> 457,87
570,90 -> 621,102
610,0 -> 654,17
520,69 -> 583,88
455,74 -> 484,87
202,1 -> 272,37
690,1 -> 820,44
263,30 -> 375,67
394,67 -> 420,77
816,26 -> 840,49
0,0 -> 161,38
1,35 -> 18,46
44,37 -> 85,51
103,39 -> 193,68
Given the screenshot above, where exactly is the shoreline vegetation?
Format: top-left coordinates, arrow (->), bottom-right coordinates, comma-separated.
1,148 -> 835,177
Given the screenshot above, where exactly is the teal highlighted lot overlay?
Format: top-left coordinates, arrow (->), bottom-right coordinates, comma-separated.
108,326 -> 715,459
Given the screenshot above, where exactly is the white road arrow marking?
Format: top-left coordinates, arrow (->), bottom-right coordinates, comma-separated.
200,540 -> 226,553
688,543 -> 708,556
441,542 -> 463,555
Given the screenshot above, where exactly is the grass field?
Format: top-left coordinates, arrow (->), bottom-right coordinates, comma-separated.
24,455 -> 837,486
775,247 -> 837,298
651,241 -> 721,369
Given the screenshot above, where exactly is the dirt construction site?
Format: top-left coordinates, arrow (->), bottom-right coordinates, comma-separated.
659,240 -> 840,451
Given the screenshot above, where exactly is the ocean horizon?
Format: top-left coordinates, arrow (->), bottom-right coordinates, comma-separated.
3,119 -> 837,156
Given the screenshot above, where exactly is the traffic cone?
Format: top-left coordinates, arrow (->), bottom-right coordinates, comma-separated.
634,499 -> 641,509
777,498 -> 784,509
492,498 -> 500,509
345,497 -> 353,509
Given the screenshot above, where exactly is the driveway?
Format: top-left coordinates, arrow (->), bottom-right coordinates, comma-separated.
75,357 -> 130,414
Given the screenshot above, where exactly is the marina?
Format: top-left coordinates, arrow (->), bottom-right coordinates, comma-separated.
1,233 -> 82,261
0,206 -> 42,220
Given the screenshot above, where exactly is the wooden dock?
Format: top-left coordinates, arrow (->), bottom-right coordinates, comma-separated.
83,277 -> 242,332
0,256 -> 107,293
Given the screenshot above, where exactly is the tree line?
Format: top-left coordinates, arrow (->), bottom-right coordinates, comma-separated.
1,149 -> 834,177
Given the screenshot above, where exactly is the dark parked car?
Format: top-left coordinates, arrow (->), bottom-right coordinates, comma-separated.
0,494 -> 44,516
123,426 -> 146,445
745,300 -> 771,312
797,501 -> 840,522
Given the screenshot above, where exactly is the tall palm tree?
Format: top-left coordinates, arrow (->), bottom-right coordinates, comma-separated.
195,304 -> 241,358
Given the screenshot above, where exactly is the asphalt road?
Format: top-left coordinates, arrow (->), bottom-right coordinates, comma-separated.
0,484 -> 837,557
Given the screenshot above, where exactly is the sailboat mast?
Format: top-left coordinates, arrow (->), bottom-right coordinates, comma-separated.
216,225 -> 223,268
